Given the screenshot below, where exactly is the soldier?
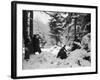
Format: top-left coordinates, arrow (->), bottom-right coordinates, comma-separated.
32,34 -> 41,55
57,45 -> 68,59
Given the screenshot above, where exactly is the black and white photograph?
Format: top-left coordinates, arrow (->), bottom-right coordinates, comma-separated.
11,1 -> 97,79
22,10 -> 91,69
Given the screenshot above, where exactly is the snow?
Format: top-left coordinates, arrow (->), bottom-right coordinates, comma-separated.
22,46 -> 91,69
41,45 -> 71,56
41,45 -> 61,56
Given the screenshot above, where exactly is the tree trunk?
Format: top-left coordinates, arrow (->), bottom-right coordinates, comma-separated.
23,10 -> 33,59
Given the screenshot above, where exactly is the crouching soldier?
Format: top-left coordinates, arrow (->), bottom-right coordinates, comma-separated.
57,45 -> 68,59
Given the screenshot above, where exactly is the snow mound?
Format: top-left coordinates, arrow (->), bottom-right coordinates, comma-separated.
22,48 -> 91,69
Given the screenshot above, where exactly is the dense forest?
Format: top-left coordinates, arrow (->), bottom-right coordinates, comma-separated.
44,11 -> 90,46
23,10 -> 91,49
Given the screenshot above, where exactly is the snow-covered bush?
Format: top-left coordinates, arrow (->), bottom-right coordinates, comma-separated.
81,33 -> 91,52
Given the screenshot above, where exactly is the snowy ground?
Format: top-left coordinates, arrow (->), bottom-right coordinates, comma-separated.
22,46 -> 91,70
